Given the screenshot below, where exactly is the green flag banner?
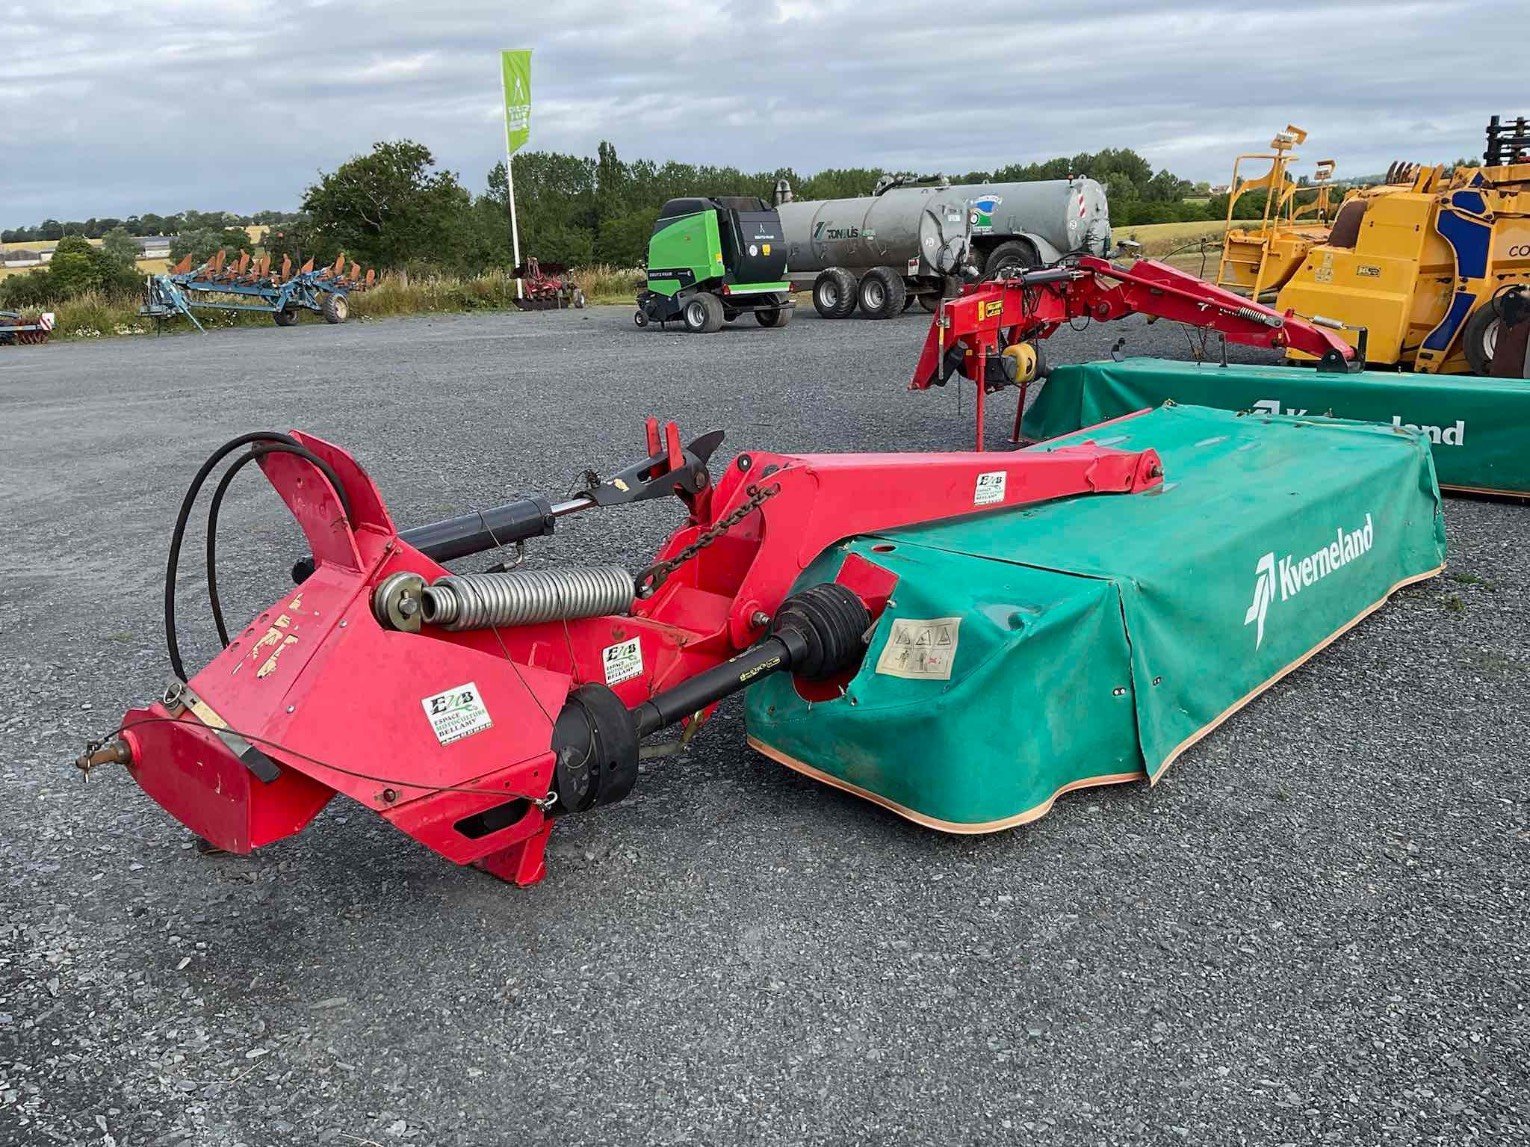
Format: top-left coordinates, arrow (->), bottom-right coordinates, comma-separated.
501,50 -> 531,155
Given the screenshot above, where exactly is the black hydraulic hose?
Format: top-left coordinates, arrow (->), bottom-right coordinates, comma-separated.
165,432 -> 352,681
206,449 -> 266,647
205,442 -> 346,648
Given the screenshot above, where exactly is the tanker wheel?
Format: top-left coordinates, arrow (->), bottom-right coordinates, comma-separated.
683,293 -> 725,334
917,293 -> 940,313
756,296 -> 792,328
858,267 -> 906,320
813,268 -> 858,319
273,307 -> 298,327
982,240 -> 1040,279
1461,301 -> 1527,376
321,293 -> 349,324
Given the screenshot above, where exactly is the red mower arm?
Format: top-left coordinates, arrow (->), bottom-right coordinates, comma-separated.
910,257 -> 1362,448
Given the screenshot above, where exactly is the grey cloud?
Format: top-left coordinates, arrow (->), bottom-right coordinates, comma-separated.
0,0 -> 1516,227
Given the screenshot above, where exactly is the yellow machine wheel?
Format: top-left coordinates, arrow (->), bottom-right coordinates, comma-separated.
1001,340 -> 1047,385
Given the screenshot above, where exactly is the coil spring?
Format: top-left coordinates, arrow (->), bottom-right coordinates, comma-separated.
1233,305 -> 1283,329
421,566 -> 635,631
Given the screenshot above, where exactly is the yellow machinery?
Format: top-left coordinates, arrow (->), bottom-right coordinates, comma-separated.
1216,126 -> 1338,299
1279,117 -> 1530,377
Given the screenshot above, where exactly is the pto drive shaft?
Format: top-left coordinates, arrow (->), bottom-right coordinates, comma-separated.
550,584 -> 872,814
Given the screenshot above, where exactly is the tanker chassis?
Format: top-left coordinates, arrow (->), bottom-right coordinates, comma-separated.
774,175 -> 1111,319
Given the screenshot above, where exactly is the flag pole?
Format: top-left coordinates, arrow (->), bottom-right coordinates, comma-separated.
507,150 -> 523,300
501,50 -> 528,301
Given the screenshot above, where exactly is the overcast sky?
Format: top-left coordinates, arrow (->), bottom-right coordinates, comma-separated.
1,0 -> 1518,228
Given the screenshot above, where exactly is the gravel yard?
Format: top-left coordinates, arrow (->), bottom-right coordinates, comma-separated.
1,305 -> 1526,1145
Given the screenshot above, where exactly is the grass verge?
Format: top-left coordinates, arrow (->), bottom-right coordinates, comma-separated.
28,266 -> 649,341
23,237 -> 1265,341
576,265 -> 642,306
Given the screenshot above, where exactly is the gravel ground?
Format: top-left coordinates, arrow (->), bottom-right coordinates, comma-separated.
1,305 -> 1526,1146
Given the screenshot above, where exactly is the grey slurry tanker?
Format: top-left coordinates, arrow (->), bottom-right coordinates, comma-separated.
773,174 -> 1112,318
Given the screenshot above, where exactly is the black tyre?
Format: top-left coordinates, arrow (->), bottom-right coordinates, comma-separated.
633,307 -> 649,328
1326,199 -> 1367,250
917,293 -> 940,313
756,296 -> 792,328
723,306 -> 740,323
813,268 -> 858,319
273,308 -> 298,327
858,266 -> 907,319
321,293 -> 349,324
683,293 -> 725,334
981,240 -> 1039,279
1462,303 -> 1503,375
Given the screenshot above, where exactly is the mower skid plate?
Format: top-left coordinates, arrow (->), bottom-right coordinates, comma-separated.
1024,357 -> 1530,496
746,404 -> 1446,830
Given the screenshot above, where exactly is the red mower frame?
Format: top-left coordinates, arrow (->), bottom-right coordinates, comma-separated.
86,420 -> 1163,888
910,255 -> 1363,449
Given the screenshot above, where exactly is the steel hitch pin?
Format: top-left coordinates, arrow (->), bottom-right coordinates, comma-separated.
75,738 -> 132,781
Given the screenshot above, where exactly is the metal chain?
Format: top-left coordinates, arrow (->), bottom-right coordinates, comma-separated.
634,481 -> 780,598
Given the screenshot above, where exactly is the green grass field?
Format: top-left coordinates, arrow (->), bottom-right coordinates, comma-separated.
0,258 -> 169,281
1115,218 -> 1255,257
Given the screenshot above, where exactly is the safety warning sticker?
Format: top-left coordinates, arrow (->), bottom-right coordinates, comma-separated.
974,471 -> 1006,506
421,682 -> 493,746
874,617 -> 961,681
602,637 -> 644,685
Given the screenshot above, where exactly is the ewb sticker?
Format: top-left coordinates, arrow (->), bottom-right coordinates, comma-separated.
421,682 -> 493,746
602,638 -> 643,685
875,617 -> 960,681
974,471 -> 1006,506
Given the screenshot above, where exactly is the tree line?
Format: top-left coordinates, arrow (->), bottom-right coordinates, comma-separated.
1,233 -> 143,309
2,210 -> 301,244
4,139 -> 1238,309
260,140 -> 1229,274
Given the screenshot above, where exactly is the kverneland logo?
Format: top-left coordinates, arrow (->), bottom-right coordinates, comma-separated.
1252,399 -> 1466,447
1244,514 -> 1375,648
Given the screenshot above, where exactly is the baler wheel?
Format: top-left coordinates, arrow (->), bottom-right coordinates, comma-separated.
683,293 -> 725,334
756,297 -> 791,328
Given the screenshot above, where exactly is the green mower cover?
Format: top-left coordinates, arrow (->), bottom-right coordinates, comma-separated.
1023,357 -> 1530,496
746,404 -> 1445,831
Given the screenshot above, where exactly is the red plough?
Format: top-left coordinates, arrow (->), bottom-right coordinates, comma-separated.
1,309 -> 54,345
513,258 -> 585,311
